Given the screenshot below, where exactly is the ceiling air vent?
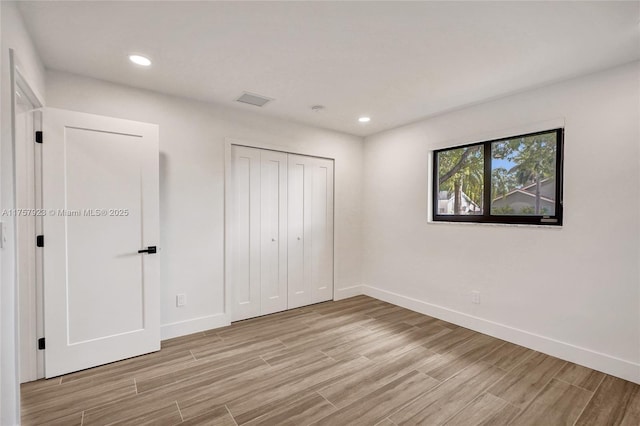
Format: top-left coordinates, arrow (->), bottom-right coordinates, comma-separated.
235,92 -> 273,107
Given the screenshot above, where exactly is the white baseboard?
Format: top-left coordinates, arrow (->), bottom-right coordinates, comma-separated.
362,285 -> 640,384
161,313 -> 230,340
334,285 -> 364,300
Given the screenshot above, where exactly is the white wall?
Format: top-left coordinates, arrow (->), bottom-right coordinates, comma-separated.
362,61 -> 640,383
45,70 -> 364,338
1,2 -> 46,424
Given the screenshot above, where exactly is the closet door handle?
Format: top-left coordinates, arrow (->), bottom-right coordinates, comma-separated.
138,246 -> 157,254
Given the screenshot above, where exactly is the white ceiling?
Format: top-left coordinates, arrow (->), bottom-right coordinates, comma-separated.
18,1 -> 640,137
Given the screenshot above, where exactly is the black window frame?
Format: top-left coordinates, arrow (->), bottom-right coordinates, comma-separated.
432,128 -> 564,226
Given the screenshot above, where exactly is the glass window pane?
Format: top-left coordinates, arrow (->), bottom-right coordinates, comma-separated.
436,144 -> 484,215
490,132 -> 557,216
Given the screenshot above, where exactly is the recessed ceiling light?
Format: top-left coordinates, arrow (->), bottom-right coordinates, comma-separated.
129,54 -> 152,67
358,116 -> 371,123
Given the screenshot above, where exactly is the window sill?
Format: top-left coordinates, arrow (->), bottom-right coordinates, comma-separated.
427,219 -> 563,229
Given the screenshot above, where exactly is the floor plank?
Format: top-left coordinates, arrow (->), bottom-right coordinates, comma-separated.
575,375 -> 640,426
21,378 -> 135,425
422,326 -> 477,354
554,362 -> 606,392
176,356 -> 339,420
476,402 -> 521,426
511,378 -> 592,425
311,370 -> 440,426
242,392 -> 335,426
418,333 -> 505,381
317,345 -> 436,408
227,356 -> 372,424
135,355 -> 268,395
481,341 -> 534,372
390,361 -> 505,425
443,392 -> 511,426
487,351 -> 566,408
374,419 -> 396,426
83,397 -> 182,425
178,405 -> 236,426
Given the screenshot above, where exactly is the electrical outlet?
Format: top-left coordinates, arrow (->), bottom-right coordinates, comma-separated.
176,294 -> 186,307
471,291 -> 480,304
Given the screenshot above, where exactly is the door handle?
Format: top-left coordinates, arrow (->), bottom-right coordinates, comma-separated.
138,246 -> 157,254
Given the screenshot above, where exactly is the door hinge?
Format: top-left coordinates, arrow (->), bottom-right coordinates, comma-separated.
36,235 -> 44,247
35,131 -> 43,144
38,337 -> 45,350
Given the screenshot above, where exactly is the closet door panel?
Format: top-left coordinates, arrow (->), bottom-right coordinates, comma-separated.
260,150 -> 288,315
311,158 -> 334,303
287,156 -> 310,308
230,146 -> 261,321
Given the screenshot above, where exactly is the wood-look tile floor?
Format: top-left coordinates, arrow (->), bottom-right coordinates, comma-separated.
21,295 -> 640,425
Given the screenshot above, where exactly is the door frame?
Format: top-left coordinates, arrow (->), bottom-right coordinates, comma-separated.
11,50 -> 45,382
223,138 -> 336,322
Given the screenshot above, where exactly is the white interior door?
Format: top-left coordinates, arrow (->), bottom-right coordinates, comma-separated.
259,150 -> 288,315
288,155 -> 334,309
230,146 -> 261,321
42,108 -> 160,378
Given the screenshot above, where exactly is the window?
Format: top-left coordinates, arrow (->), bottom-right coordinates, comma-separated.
433,128 -> 563,225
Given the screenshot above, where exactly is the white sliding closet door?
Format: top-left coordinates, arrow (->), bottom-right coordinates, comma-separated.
287,155 -> 311,308
230,146 -> 261,321
288,155 -> 334,309
310,157 -> 334,304
230,146 -> 288,321
259,150 -> 288,316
